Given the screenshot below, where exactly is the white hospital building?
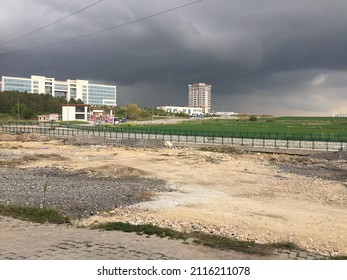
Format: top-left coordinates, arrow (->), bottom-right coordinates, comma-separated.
0,75 -> 116,106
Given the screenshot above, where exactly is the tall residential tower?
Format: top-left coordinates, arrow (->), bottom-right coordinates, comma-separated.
188,82 -> 211,114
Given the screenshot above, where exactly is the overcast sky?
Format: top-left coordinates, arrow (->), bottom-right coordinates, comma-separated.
1,0 -> 347,116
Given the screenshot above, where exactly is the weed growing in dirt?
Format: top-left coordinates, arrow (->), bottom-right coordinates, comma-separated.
94,222 -> 188,239
0,204 -> 70,224
40,177 -> 48,208
93,222 -> 299,255
199,146 -> 246,154
272,241 -> 300,251
204,156 -> 221,164
188,232 -> 272,255
329,256 -> 347,260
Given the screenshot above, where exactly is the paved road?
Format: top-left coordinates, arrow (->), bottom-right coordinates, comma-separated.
0,216 -> 327,260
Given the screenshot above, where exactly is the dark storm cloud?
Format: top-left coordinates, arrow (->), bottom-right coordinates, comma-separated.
1,0 -> 347,115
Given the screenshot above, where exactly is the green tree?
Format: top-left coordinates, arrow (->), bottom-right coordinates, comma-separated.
113,106 -> 125,118
174,111 -> 189,118
124,103 -> 141,120
69,98 -> 77,104
0,91 -> 66,117
22,106 -> 35,119
10,103 -> 34,120
249,115 -> 258,121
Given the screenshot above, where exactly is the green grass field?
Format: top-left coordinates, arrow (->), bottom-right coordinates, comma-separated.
0,113 -> 17,121
2,116 -> 347,142
113,116 -> 347,141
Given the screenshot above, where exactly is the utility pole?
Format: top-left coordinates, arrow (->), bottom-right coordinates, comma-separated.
152,106 -> 154,122
17,99 -> 20,121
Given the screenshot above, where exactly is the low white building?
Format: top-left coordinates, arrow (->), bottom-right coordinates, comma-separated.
215,111 -> 239,117
62,104 -> 90,122
37,113 -> 59,122
157,106 -> 203,116
334,114 -> 347,118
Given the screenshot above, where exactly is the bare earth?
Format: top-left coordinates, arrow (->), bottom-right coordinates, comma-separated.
0,134 -> 346,256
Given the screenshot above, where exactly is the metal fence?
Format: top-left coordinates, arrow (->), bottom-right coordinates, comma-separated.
1,122 -> 346,151
65,123 -> 347,142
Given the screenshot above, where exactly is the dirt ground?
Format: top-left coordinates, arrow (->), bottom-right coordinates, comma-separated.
0,134 -> 346,256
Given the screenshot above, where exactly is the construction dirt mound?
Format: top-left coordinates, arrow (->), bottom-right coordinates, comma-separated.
0,134 -> 16,141
0,133 -> 49,142
65,135 -> 165,148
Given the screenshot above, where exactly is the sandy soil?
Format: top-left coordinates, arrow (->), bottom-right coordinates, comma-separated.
0,136 -> 346,256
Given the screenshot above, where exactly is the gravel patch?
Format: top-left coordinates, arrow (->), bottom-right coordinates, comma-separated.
65,135 -> 165,148
265,152 -> 347,183
277,162 -> 347,182
0,167 -> 169,218
309,151 -> 347,161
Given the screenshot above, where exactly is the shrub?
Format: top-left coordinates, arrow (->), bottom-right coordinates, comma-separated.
249,115 -> 258,121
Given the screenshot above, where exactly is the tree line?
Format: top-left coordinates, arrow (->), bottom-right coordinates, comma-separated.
0,91 -> 84,119
0,91 -> 183,121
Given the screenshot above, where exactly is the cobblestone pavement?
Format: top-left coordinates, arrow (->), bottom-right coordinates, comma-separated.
0,216 -> 328,260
